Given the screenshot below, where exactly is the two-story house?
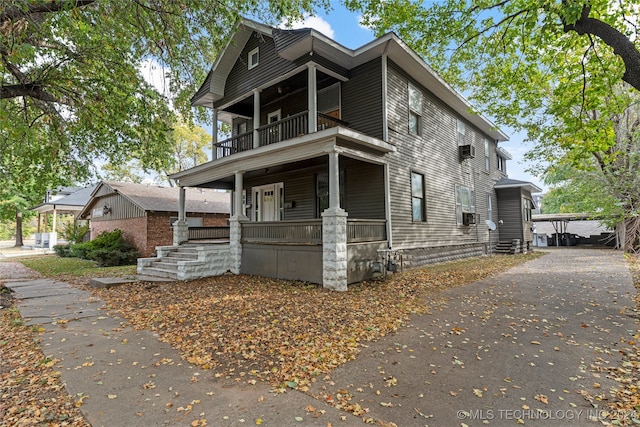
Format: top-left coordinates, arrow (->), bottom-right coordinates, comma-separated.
138,18 -> 539,290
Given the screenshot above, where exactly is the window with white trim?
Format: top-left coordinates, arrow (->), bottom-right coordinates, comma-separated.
497,154 -> 507,173
522,198 -> 533,222
484,139 -> 490,171
455,184 -> 475,225
408,84 -> 422,135
248,47 -> 259,70
457,120 -> 466,146
487,193 -> 493,221
411,171 -> 426,222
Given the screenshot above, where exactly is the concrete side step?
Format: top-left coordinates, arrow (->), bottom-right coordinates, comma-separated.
139,267 -> 180,280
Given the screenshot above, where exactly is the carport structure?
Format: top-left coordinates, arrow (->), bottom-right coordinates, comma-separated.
532,212 -> 607,247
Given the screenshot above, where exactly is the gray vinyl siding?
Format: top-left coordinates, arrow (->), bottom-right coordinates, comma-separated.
342,58 -> 384,139
385,60 -> 498,248
496,188 -> 523,241
218,32 -> 299,107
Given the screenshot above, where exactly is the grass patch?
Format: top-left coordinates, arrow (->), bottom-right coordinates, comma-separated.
18,255 -> 136,278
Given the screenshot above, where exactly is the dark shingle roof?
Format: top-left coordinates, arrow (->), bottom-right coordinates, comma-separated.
103,181 -> 230,214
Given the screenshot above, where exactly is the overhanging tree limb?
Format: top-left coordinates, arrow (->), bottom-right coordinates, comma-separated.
564,4 -> 640,91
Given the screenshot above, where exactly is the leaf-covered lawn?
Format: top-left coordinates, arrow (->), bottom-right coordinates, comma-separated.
607,254 -> 640,425
0,307 -> 89,427
90,254 -> 542,391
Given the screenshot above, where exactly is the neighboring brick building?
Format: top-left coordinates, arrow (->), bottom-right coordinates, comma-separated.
79,181 -> 230,256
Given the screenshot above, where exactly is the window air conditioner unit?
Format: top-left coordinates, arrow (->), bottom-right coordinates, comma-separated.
459,144 -> 475,160
463,212 -> 476,225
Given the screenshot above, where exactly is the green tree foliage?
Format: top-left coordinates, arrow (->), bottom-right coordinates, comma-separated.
1,0 -> 327,245
100,121 -> 212,184
346,0 -> 640,250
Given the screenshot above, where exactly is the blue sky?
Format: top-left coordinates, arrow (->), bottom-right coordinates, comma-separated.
284,5 -> 546,192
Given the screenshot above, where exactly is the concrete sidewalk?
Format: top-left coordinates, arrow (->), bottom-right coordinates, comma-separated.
1,265 -> 350,427
2,248 -> 637,426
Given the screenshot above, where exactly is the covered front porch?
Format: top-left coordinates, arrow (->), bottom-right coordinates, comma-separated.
168,130 -> 395,290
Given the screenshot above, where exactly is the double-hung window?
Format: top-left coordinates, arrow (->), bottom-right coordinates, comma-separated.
484,139 -> 490,171
457,120 -> 466,145
411,171 -> 426,221
487,193 -> 493,221
455,184 -> 475,224
408,84 -> 422,135
522,198 -> 533,222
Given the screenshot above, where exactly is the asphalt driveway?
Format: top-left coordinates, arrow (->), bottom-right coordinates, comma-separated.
310,248 -> 638,425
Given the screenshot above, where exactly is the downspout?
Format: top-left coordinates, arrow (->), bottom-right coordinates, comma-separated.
382,40 -> 392,250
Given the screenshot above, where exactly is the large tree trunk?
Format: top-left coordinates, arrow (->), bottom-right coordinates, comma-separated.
14,210 -> 23,247
623,216 -> 640,253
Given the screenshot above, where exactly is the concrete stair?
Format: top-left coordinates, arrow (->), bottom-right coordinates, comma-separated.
137,244 -> 231,281
494,239 -> 521,255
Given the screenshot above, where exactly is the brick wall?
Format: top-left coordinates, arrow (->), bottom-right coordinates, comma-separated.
91,212 -> 230,258
202,213 -> 229,226
147,213 -> 175,254
90,217 -> 148,256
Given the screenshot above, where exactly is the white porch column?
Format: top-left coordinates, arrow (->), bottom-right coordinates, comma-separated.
50,207 -> 58,248
229,171 -> 248,274
322,150 -> 348,291
212,107 -> 218,160
173,186 -> 188,246
253,89 -> 261,148
308,63 -> 317,133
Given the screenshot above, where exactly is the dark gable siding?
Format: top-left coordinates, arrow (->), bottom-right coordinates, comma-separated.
342,58 -> 384,140
243,159 -> 385,221
385,60 -> 498,248
219,32 -> 299,107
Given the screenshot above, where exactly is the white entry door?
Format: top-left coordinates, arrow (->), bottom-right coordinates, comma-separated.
253,183 -> 284,221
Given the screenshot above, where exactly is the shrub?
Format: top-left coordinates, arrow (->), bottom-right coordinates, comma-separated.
64,229 -> 139,267
60,221 -> 90,244
53,244 -> 72,257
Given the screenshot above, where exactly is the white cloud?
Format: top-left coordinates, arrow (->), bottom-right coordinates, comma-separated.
281,14 -> 335,39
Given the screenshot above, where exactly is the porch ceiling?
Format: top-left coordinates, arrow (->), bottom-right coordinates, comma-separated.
171,127 -> 394,188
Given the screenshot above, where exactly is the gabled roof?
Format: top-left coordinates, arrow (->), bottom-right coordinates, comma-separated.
192,18 -> 508,142
494,178 -> 542,194
32,185 -> 96,214
79,181 -> 230,218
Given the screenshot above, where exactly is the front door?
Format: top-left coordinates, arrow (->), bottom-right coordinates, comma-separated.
253,183 -> 284,221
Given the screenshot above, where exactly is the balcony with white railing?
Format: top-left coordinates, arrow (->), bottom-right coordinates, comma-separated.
213,111 -> 348,160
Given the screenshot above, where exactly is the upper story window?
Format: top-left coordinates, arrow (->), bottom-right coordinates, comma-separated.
484,139 -> 490,171
408,84 -> 422,135
248,47 -> 259,70
497,154 -> 507,173
411,171 -> 426,222
522,198 -> 534,222
457,120 -> 466,145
